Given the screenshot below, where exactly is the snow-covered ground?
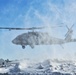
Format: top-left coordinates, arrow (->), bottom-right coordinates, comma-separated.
0,59 -> 76,75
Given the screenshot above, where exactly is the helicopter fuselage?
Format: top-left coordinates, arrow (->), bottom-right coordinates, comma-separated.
12,32 -> 66,49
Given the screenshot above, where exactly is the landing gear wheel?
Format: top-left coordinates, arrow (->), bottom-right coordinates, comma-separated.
22,46 -> 25,49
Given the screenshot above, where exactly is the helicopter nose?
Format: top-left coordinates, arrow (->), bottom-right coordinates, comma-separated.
12,39 -> 16,44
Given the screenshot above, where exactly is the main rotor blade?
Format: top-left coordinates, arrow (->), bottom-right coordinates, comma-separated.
0,26 -> 63,30
0,27 -> 44,30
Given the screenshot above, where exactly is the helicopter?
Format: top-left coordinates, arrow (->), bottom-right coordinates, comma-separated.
0,25 -> 76,49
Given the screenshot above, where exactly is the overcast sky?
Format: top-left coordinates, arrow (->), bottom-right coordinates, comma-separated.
0,0 -> 76,62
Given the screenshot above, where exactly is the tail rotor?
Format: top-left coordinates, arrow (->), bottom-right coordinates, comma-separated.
65,24 -> 74,42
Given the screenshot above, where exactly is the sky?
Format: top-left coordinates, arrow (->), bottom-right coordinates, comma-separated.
0,0 -> 76,62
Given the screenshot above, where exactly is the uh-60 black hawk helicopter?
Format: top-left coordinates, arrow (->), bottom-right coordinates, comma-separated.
0,25 -> 76,49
